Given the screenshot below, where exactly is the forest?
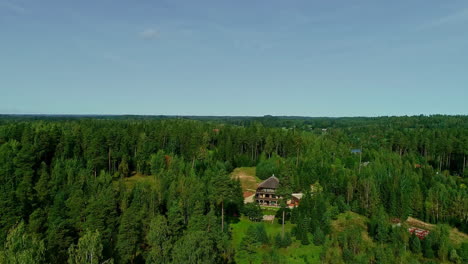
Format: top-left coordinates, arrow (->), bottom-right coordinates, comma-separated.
0,115 -> 467,263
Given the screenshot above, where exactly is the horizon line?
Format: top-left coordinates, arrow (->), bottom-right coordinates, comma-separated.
1,113 -> 466,118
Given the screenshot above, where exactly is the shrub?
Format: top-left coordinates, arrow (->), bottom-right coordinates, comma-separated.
243,203 -> 263,222
274,232 -> 292,248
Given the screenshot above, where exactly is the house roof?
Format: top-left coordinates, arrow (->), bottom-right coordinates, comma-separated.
292,193 -> 303,200
258,175 -> 279,189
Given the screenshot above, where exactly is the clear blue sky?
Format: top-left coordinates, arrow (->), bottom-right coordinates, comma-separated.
1,0 -> 467,116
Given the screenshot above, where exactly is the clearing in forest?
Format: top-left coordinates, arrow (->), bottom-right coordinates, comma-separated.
231,167 -> 260,202
121,173 -> 158,189
406,217 -> 468,245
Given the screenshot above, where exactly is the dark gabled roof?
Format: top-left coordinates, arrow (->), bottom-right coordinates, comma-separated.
258,175 -> 279,189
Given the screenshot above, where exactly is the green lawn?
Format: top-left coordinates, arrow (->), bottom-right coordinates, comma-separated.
261,207 -> 280,216
119,173 -> 159,190
230,216 -> 322,264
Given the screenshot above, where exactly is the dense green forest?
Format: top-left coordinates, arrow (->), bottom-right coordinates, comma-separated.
0,115 -> 467,263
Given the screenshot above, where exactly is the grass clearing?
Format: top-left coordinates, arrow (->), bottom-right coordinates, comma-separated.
231,167 -> 260,193
261,207 -> 280,216
331,211 -> 368,232
121,173 -> 158,189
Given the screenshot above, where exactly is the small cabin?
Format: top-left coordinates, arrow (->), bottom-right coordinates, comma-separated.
408,227 -> 430,239
288,193 -> 303,207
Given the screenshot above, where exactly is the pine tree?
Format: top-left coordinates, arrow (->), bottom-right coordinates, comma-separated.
35,162 -> 51,204
422,235 -> 434,258
254,224 -> 269,245
409,233 -> 421,253
313,227 -> 325,246
146,215 -> 172,264
116,205 -> 142,263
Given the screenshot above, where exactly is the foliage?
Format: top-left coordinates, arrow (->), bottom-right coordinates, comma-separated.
243,203 -> 263,222
256,155 -> 282,180
409,233 -> 421,254
275,232 -> 292,248
68,230 -> 112,264
0,115 -> 466,263
313,227 -> 325,246
240,226 -> 261,263
0,222 -> 45,264
460,242 -> 468,262
146,215 -> 172,264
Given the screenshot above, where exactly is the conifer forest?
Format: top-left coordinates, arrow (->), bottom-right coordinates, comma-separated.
0,115 -> 467,264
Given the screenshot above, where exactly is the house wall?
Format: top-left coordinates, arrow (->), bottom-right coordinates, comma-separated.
255,187 -> 281,206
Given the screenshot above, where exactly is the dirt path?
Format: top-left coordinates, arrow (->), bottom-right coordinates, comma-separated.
406,217 -> 435,229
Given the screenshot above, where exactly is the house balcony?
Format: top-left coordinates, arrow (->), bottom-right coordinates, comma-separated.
255,193 -> 281,199
255,198 -> 279,207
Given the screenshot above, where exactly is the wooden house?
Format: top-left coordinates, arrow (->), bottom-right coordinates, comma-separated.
255,175 -> 280,206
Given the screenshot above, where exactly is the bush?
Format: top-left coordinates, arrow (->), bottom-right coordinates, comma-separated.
262,249 -> 286,264
274,232 -> 292,248
242,203 -> 263,222
449,249 -> 461,264
254,224 -> 270,245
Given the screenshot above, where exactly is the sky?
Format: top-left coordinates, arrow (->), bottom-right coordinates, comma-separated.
1,0 -> 467,116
